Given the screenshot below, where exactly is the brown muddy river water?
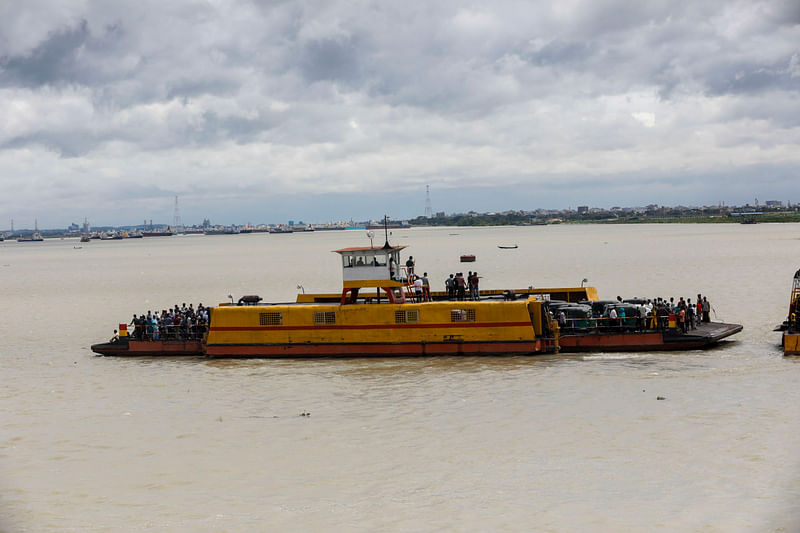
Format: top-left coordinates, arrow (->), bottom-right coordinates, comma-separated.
1,224 -> 799,532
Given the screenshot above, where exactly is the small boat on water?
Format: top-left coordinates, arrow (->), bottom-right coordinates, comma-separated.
498,245 -> 518,249
775,269 -> 800,355
460,254 -> 476,262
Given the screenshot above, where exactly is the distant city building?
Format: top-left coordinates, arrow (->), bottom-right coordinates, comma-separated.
765,200 -> 782,207
577,206 -> 588,214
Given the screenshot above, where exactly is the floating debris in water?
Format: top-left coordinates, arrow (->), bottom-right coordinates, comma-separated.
300,412 -> 311,417
656,396 -> 665,400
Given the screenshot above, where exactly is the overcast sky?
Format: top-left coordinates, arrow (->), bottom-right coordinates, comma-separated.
1,0 -> 798,228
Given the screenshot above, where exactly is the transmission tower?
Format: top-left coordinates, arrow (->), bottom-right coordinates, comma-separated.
424,185 -> 433,218
173,195 -> 183,233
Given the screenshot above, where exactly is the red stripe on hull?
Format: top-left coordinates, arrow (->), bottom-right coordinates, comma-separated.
209,321 -> 531,332
204,340 -> 551,358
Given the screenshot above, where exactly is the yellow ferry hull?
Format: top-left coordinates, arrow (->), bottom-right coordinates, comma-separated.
783,332 -> 800,355
205,298 -> 557,358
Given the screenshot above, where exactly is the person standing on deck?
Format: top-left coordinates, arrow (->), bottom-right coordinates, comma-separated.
702,296 -> 711,322
687,299 -> 696,330
469,272 -> 480,301
413,275 -> 423,302
456,273 -> 466,301
609,307 -> 618,330
445,274 -> 454,300
696,297 -> 703,327
422,272 -> 431,302
405,256 -> 415,277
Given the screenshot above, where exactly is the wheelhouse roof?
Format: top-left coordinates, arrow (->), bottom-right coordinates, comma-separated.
333,245 -> 407,254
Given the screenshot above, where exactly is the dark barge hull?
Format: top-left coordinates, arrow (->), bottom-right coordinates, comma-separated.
91,339 -> 203,357
558,322 -> 743,352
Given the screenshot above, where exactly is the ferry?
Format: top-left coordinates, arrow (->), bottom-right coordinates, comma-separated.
774,269 -> 800,355
91,239 -> 742,358
92,240 -> 560,357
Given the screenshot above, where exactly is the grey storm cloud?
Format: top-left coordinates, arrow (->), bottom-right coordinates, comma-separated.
0,0 -> 797,227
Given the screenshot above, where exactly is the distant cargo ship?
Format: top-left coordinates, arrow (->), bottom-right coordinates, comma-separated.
142,228 -> 174,237
17,233 -> 44,242
365,220 -> 410,230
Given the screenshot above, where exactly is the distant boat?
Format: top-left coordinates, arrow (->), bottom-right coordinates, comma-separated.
460,254 -> 476,262
269,226 -> 293,234
17,232 -> 44,242
80,235 -> 91,242
498,244 -> 518,249
142,229 -> 174,237
366,221 -> 410,230
205,227 -> 239,235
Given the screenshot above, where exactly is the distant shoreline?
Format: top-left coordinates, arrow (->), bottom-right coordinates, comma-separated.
409,214 -> 800,227
5,212 -> 800,238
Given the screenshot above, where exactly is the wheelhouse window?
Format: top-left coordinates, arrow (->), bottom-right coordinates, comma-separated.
343,254 -> 388,267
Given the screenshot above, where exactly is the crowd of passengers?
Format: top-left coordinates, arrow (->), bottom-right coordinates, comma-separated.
553,294 -> 714,334
129,303 -> 209,341
444,271 -> 481,301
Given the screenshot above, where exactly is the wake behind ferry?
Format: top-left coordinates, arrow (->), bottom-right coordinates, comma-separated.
91,237 -> 742,358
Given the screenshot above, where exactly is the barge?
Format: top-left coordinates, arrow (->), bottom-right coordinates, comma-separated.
91,240 -> 742,358
557,321 -> 742,352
